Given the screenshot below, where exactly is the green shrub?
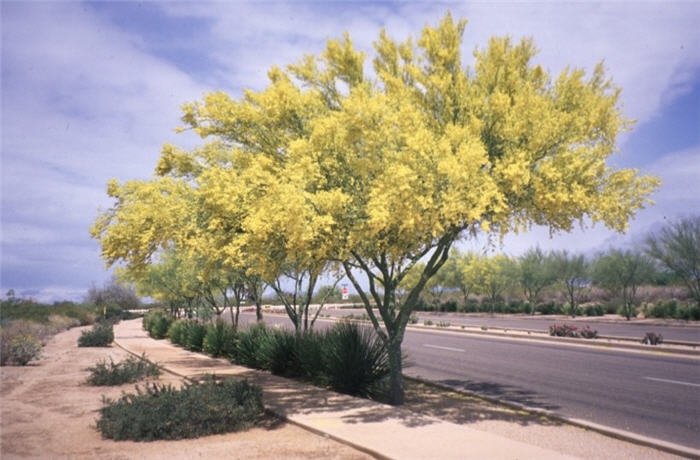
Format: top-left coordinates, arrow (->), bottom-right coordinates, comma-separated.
166,319 -> 189,346
260,329 -> 302,377
677,304 -> 700,321
536,302 -> 564,315
202,320 -> 237,358
184,322 -> 207,352
294,331 -> 325,382
96,379 -> 264,441
152,314 -> 173,339
322,322 -> 389,398
423,319 -> 434,326
86,354 -> 160,385
236,323 -> 269,369
4,334 -> 42,365
583,304 -> 605,316
408,315 -> 419,324
436,321 -> 451,328
78,323 -> 114,347
0,299 -> 94,326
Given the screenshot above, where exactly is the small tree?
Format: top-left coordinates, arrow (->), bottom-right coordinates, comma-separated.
479,255 -> 516,313
553,251 -> 589,317
646,216 -> 700,306
592,249 -> 654,320
86,278 -> 141,315
517,247 -> 557,311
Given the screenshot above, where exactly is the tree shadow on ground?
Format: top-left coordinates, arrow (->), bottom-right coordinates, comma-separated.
214,368 -> 562,429
401,379 -> 562,427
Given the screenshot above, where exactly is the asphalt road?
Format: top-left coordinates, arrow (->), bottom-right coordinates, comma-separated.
239,311 -> 700,449
321,308 -> 700,343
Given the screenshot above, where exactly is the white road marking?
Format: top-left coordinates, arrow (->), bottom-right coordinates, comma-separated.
643,377 -> 700,388
423,344 -> 465,353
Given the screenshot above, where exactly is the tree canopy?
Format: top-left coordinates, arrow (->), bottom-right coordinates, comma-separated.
92,13 -> 659,405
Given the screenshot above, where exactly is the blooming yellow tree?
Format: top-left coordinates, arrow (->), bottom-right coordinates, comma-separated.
93,13 -> 658,405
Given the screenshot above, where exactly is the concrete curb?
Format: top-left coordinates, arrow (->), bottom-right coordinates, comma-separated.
113,337 -> 389,460
405,376 -> 700,459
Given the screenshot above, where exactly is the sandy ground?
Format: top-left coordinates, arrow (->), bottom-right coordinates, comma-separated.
0,326 -> 369,460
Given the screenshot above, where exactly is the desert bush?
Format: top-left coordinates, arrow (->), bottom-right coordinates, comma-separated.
86,354 -> 160,385
259,328 -> 302,377
235,323 -> 270,369
579,326 -> 598,339
322,322 -> 389,398
536,302 -> 564,315
436,321 -> 451,328
408,315 -> 419,324
166,319 -> 189,346
583,304 -> 605,316
641,332 -> 663,345
423,319 -> 434,326
96,379 -> 264,441
548,324 -> 579,337
143,311 -> 173,339
78,323 -> 114,347
184,322 -> 207,352
0,299 -> 94,326
202,320 -> 237,358
3,334 -> 42,365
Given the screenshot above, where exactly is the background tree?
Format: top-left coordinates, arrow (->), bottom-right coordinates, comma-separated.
645,216 -> 700,306
553,251 -> 589,317
86,277 -> 140,316
592,249 -> 655,320
517,247 -> 556,311
479,255 -> 516,313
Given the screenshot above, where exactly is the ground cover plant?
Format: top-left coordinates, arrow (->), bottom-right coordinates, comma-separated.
78,323 -> 114,347
548,324 -> 579,338
641,332 -> 663,345
96,378 -> 264,441
86,354 -> 160,386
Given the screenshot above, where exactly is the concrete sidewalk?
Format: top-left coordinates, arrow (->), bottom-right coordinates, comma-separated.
114,319 -> 571,460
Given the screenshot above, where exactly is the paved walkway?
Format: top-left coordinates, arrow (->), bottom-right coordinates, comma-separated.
114,319 -> 571,460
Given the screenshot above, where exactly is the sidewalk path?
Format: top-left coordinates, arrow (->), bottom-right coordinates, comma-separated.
114,319 -> 572,460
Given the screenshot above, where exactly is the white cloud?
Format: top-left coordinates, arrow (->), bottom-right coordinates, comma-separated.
2,1 -> 698,300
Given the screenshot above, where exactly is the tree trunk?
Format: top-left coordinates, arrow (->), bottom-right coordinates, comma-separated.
387,339 -> 404,406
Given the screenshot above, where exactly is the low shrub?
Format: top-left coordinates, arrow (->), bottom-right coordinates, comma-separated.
78,323 -> 114,347
536,302 -> 564,315
0,299 -> 94,326
423,319 -> 434,326
583,304 -> 605,316
166,319 -> 189,346
236,323 -> 269,369
548,324 -> 578,337
579,326 -> 598,339
202,320 -> 237,358
86,354 -> 160,385
408,315 -> 419,324
436,321 -> 451,328
4,334 -> 42,365
145,311 -> 173,339
96,379 -> 264,441
439,300 -> 458,312
184,322 -> 207,352
642,332 -> 663,345
322,322 -> 389,398
260,329 -> 302,377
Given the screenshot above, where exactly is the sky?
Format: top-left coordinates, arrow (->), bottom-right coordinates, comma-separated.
1,1 -> 699,302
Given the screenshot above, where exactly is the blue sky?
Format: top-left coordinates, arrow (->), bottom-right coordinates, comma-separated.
1,1 -> 699,302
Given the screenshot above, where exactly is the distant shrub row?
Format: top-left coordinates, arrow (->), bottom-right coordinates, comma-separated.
414,299 -> 608,317
143,312 -> 390,398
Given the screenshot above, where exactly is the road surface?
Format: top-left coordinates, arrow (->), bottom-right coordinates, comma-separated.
239,311 -> 700,449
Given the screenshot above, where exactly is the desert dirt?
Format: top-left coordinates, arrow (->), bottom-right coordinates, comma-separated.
0,325 -> 370,460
